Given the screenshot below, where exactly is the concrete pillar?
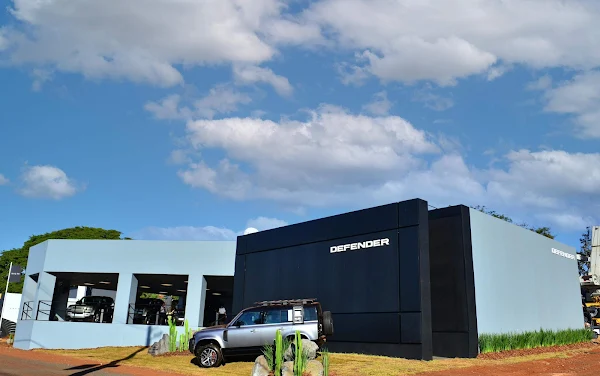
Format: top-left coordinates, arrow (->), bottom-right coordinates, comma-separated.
185,275 -> 206,328
33,272 -> 56,321
50,278 -> 70,321
113,273 -> 138,324
17,275 -> 38,322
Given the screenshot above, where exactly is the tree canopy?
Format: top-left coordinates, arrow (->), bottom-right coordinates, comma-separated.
471,205 -> 555,239
0,226 -> 129,294
578,226 -> 592,276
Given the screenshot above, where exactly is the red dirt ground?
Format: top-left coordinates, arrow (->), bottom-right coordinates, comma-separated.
418,341 -> 600,376
3,339 -> 600,375
0,341 -> 185,376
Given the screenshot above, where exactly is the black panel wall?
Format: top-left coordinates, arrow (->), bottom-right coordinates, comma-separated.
428,205 -> 478,358
233,199 -> 433,360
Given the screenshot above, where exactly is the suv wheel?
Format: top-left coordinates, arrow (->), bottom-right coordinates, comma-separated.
322,311 -> 334,336
196,343 -> 223,368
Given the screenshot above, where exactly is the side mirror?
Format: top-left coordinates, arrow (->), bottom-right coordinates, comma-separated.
234,320 -> 242,327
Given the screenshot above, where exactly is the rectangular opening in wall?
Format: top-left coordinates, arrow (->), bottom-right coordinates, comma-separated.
46,272 -> 119,323
203,276 -> 234,327
131,274 -> 189,326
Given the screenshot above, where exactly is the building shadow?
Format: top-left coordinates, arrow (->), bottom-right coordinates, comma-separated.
65,346 -> 147,376
65,326 -> 154,375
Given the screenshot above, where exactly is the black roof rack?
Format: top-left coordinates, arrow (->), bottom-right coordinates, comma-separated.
253,298 -> 318,307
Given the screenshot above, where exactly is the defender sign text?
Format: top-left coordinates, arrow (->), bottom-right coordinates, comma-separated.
330,238 -> 390,253
551,248 -> 576,260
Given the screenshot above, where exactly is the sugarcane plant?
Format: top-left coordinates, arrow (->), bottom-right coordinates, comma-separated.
274,329 -> 284,376
167,315 -> 177,352
293,330 -> 308,376
178,319 -> 192,352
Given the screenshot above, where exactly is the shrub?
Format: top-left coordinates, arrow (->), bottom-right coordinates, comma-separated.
478,328 -> 594,354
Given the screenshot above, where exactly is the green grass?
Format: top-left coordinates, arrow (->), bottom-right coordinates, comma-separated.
478,328 -> 595,354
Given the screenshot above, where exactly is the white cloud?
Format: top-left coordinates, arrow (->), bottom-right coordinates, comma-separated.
30,68 -> 52,91
18,165 -> 81,199
335,60 -> 370,86
413,85 -> 454,111
362,91 -> 392,115
233,64 -> 293,97
179,104 -> 439,202
537,70 -> 600,137
246,216 -> 288,231
131,216 -> 288,240
303,0 -> 600,85
0,174 -> 9,185
0,27 -> 10,51
171,104 -> 600,232
145,85 -> 252,121
2,0 -> 315,87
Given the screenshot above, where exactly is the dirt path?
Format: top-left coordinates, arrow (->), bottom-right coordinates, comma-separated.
0,344 -> 186,376
417,345 -> 600,376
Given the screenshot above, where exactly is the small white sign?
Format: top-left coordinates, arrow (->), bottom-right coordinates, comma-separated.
551,247 -> 576,260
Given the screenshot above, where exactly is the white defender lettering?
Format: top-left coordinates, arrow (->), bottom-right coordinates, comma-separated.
330,238 -> 390,253
551,247 -> 576,260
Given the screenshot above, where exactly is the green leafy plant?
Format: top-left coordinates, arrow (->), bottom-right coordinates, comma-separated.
262,343 -> 275,371
478,328 -> 594,354
167,316 -> 177,352
293,331 -> 308,376
322,347 -> 330,376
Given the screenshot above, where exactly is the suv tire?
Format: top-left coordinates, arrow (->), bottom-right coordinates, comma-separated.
195,343 -> 223,368
322,311 -> 334,336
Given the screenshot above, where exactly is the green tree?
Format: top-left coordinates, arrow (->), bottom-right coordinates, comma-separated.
472,205 -> 555,239
0,226 -> 129,294
578,226 -> 592,276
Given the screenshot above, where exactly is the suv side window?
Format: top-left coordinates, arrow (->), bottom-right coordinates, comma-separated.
236,309 -> 263,326
264,307 -> 284,324
304,306 -> 318,321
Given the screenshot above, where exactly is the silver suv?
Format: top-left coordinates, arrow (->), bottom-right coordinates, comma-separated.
189,299 -> 334,368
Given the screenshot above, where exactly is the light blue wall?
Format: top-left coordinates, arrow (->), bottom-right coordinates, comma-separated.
469,209 -> 583,335
15,239 -> 236,350
14,321 -> 191,350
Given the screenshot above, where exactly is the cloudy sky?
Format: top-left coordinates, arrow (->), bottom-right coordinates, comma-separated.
1,0 -> 599,251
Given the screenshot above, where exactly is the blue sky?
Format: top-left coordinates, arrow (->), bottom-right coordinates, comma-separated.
1,0 -> 600,252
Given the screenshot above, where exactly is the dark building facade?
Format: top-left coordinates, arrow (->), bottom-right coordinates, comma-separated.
233,198 -> 582,360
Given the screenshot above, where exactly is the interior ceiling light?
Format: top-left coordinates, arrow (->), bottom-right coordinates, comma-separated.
84,283 -> 95,286
212,292 -> 221,296
159,291 -> 169,294
140,285 -> 150,289
206,288 -> 210,291
161,283 -> 173,286
177,289 -> 186,293
184,281 -> 188,283
99,281 -> 111,284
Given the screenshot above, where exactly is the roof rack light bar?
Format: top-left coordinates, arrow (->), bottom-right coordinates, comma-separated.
254,298 -> 318,306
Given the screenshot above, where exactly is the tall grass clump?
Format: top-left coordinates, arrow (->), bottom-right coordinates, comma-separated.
479,328 -> 594,354
322,347 -> 330,376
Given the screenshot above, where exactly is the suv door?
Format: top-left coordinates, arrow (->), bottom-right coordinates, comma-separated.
256,307 -> 291,345
226,308 -> 264,348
